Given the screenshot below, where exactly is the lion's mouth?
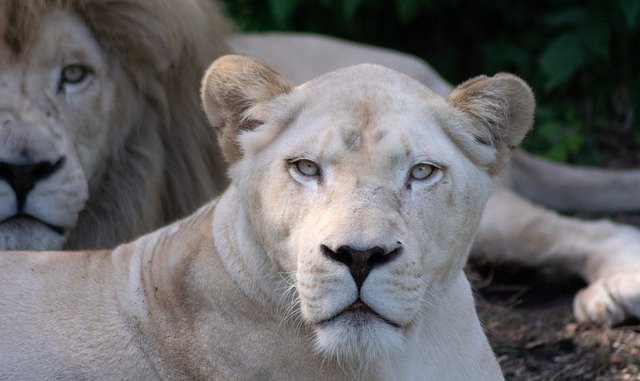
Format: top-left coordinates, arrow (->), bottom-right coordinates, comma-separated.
319,299 -> 401,328
0,213 -> 65,235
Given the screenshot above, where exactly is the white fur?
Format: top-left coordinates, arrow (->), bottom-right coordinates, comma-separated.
0,62 -> 517,379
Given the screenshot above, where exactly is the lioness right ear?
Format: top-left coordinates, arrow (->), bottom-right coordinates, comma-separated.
201,55 -> 292,163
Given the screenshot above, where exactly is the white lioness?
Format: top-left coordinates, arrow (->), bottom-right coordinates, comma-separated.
234,34 -> 640,326
0,56 -> 536,379
2,1 -> 640,326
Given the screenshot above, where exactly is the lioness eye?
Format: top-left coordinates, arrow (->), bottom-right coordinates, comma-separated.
410,163 -> 435,180
61,64 -> 90,85
295,160 -> 320,177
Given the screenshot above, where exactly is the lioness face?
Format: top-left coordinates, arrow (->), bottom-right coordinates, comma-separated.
0,10 -> 134,249
243,73 -> 494,362
203,56 -> 533,365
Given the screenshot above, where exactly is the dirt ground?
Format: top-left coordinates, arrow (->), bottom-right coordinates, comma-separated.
468,142 -> 640,380
469,266 -> 640,380
469,247 -> 640,380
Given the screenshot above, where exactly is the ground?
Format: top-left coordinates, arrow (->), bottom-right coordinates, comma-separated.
474,139 -> 640,380
470,234 -> 640,380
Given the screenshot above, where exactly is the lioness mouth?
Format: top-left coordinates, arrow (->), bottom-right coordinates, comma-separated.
0,213 -> 65,235
320,299 -> 401,328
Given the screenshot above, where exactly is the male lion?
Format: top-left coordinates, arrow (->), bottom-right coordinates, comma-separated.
1,0 -> 639,326
0,0 -> 228,250
0,55 -> 535,380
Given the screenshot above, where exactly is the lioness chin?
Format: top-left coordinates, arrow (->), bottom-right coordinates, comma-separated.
0,56 -> 534,379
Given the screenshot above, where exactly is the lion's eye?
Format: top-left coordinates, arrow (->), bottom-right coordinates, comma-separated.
60,64 -> 91,85
410,163 -> 435,180
294,159 -> 320,177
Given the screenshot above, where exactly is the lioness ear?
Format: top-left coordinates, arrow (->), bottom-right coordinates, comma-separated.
201,55 -> 292,163
446,73 -> 534,174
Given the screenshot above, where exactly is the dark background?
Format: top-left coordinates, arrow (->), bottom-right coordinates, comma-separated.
221,0 -> 640,166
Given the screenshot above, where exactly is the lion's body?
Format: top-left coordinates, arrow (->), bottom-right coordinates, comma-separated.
1,58 -> 522,379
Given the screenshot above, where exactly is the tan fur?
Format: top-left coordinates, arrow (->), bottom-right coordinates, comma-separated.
0,0 -> 229,250
446,74 -> 534,174
201,55 -> 292,163
0,58 -> 534,379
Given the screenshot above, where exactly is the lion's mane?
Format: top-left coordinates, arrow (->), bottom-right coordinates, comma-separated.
0,0 -> 231,248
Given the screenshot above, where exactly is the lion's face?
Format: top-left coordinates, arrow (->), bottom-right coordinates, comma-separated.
203,56 -> 533,365
0,11 -> 134,250
238,73 -> 494,362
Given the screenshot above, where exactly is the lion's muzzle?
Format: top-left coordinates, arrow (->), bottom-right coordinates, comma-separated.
0,157 -> 66,212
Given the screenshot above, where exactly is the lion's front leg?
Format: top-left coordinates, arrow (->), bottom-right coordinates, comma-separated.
473,187 -> 640,325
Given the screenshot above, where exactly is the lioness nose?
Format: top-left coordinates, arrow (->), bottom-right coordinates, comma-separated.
321,244 -> 402,289
0,157 -> 65,211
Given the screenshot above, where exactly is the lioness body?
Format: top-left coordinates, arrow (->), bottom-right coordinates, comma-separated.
1,57 -> 532,379
0,196 -> 497,380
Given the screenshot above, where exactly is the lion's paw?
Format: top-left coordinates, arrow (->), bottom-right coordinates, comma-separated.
573,270 -> 640,326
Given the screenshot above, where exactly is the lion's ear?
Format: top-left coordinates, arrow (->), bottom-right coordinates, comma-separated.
446,73 -> 534,174
201,55 -> 292,163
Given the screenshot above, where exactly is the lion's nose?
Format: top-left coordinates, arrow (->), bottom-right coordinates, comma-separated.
0,157 -> 65,211
321,244 -> 402,289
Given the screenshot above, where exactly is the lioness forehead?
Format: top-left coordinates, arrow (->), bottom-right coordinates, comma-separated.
304,64 -> 434,96
282,64 -> 456,162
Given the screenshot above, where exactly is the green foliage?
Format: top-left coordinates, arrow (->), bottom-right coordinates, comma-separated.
221,0 -> 640,165
539,33 -> 586,90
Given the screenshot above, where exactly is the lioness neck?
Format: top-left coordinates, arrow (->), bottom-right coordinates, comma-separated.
124,188 -> 346,379
135,187 -> 501,380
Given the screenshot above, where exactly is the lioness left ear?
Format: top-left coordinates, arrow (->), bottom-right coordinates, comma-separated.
446,73 -> 534,173
201,55 -> 292,163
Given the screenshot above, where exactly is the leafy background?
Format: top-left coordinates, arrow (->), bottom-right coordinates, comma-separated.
221,0 -> 640,165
